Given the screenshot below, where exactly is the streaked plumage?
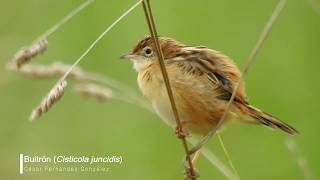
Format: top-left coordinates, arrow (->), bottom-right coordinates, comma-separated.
122,36 -> 298,136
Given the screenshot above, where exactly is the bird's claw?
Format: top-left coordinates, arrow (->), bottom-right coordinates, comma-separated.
175,125 -> 189,139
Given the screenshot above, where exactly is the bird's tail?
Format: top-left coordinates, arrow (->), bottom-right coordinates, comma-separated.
239,104 -> 299,135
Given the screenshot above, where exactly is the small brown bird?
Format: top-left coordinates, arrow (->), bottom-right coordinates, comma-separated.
121,36 -> 298,137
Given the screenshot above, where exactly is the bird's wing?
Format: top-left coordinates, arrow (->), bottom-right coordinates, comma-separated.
168,48 -> 248,104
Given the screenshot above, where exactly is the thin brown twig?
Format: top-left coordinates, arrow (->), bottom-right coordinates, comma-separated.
141,0 -> 197,179
190,0 -> 288,154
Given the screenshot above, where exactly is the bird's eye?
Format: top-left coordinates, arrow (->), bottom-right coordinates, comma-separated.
143,46 -> 153,57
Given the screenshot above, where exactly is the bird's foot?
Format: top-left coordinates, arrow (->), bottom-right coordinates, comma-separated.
175,125 -> 189,139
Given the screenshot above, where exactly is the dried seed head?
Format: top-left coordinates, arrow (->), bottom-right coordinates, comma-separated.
14,39 -> 48,69
6,61 -> 95,81
74,83 -> 112,102
6,62 -> 53,79
30,80 -> 67,121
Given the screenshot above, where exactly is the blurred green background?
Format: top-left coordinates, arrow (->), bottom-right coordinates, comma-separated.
0,0 -> 319,179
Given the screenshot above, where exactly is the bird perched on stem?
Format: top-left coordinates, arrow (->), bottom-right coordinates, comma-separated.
121,36 -> 298,137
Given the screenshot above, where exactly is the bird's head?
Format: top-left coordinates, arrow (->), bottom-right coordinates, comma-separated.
120,36 -> 184,71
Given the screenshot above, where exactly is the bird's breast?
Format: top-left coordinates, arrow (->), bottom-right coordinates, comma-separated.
137,65 -> 175,126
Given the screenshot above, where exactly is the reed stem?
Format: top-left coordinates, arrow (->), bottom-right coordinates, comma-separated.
141,0 -> 197,179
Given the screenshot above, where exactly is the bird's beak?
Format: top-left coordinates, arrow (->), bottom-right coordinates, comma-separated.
120,53 -> 136,60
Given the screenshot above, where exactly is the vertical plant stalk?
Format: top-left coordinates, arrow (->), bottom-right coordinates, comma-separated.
190,0 -> 288,154
141,0 -> 197,179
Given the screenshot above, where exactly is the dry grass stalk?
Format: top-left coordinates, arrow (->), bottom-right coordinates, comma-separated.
14,39 -> 48,69
142,1 -> 197,179
74,83 -> 113,102
30,80 -> 67,121
7,61 -> 95,81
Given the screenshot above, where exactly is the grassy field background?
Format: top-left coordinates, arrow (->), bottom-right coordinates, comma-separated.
0,0 -> 319,179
